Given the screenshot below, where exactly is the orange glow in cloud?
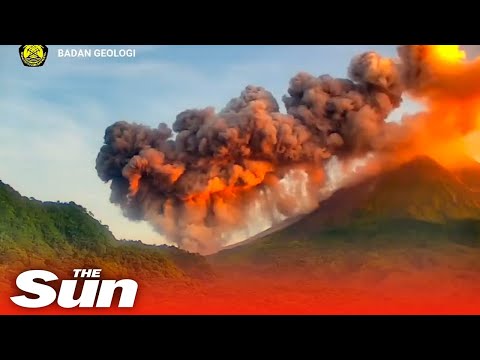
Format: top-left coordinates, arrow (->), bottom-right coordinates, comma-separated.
393,45 -> 480,168
129,173 -> 142,195
464,131 -> 480,162
185,160 -> 274,203
431,45 -> 466,63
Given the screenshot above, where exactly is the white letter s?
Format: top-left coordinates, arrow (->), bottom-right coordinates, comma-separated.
10,270 -> 58,308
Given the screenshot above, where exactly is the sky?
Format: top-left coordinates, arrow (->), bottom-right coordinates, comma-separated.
0,44 -> 458,246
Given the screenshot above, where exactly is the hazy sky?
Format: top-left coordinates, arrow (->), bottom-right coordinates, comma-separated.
0,45 -> 440,245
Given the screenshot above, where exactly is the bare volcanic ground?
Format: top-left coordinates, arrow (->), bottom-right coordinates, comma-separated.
221,214 -> 306,251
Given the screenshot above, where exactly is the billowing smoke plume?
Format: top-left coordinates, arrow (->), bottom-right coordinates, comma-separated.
96,45 -> 480,254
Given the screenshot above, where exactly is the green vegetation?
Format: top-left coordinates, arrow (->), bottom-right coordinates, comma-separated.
3,155 -> 480,288
0,180 -> 212,286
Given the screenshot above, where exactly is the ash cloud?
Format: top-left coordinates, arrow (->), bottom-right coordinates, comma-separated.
96,45 -> 476,254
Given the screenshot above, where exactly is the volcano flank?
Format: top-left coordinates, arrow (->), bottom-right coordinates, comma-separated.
212,156 -> 480,269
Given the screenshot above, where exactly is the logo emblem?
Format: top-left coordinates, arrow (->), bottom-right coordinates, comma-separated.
19,45 -> 49,67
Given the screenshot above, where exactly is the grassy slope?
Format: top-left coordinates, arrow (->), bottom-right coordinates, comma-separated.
0,180 -> 212,284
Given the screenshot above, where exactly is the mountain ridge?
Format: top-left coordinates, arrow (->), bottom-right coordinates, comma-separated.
0,179 -> 212,282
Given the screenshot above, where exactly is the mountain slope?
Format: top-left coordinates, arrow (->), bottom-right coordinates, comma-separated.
451,155 -> 480,191
299,156 -> 480,229
212,156 -> 480,268
0,180 -> 117,252
0,180 -> 212,282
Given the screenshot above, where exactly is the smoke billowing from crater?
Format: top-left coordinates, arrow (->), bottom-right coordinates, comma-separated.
96,45 -> 480,254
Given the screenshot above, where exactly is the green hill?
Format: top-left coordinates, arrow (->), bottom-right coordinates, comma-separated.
212,156 -> 480,272
0,180 -> 212,283
0,180 -> 117,252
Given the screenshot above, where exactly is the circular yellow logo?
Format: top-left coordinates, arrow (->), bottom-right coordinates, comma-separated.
19,45 -> 48,67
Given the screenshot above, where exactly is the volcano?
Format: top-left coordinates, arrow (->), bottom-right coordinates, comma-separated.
450,155 -> 480,191
212,156 -> 480,269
